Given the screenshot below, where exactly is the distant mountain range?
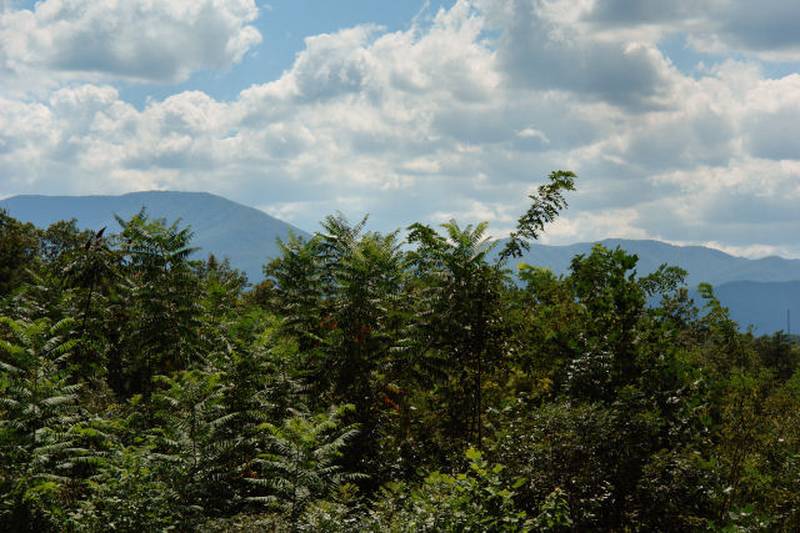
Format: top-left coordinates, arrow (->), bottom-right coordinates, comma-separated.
0,191 -> 309,282
711,281 -> 799,335
2,191 -> 798,335
504,238 -> 800,288
503,240 -> 800,335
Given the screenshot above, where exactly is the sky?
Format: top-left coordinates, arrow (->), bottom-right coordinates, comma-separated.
2,0 -> 800,258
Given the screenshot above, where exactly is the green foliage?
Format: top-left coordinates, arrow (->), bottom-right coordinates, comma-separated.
500,169 -> 576,261
150,370 -> 242,516
532,487 -> 573,532
368,447 -> 528,532
111,210 -> 203,396
0,209 -> 40,297
70,445 -> 182,531
2,172 -> 799,530
0,316 -> 85,531
61,226 -> 118,377
247,404 -> 363,521
406,219 -> 508,452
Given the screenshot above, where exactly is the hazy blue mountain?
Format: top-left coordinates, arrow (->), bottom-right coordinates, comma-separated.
500,239 -> 800,334
502,238 -> 800,287
0,191 -> 309,282
3,192 -> 799,334
704,281 -> 800,335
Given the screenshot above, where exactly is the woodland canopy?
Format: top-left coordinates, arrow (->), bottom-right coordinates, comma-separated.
1,171 -> 799,531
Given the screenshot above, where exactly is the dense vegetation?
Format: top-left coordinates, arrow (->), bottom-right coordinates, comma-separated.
1,171 -> 799,531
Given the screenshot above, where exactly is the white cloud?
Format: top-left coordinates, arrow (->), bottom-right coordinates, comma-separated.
581,0 -> 800,63
695,241 -> 794,259
541,207 -> 650,243
487,0 -> 681,110
691,0 -> 800,62
0,0 -> 261,85
1,0 -> 800,258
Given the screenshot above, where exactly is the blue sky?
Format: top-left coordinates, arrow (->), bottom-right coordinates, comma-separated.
2,0 -> 800,258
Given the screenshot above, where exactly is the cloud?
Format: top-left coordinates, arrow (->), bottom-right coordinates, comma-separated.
487,0 -> 681,110
525,206 -> 651,245
584,0 -> 698,26
1,0 -> 800,258
0,0 -> 261,85
691,0 -> 800,62
581,0 -> 800,63
739,74 -> 800,160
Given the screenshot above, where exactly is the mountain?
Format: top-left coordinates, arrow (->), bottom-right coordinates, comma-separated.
709,281 -> 800,336
500,239 -> 800,334
502,238 -> 800,288
3,191 -> 799,334
0,191 -> 309,282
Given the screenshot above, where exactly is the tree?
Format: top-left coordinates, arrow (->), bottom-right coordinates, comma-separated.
150,370 -> 242,517
111,211 -> 202,397
0,317 -> 85,530
61,227 -> 119,377
367,447 -> 529,532
499,170 -> 577,261
563,245 -> 647,401
0,210 -> 40,297
406,220 -> 507,452
247,405 -> 363,523
266,216 -> 407,481
264,232 -> 325,355
39,219 -> 93,268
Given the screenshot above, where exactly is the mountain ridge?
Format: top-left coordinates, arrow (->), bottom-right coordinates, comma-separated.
500,237 -> 800,288
3,191 -> 798,334
0,190 -> 310,283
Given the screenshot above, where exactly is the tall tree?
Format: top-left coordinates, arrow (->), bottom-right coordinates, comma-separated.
0,210 -> 40,297
111,211 -> 202,397
406,220 -> 507,451
0,317 -> 85,530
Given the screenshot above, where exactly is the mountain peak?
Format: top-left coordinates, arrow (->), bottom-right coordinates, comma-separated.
1,190 -> 309,282
4,191 -> 800,334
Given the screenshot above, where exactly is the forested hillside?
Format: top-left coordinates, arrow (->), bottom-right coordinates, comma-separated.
0,191 -> 308,282
2,172 -> 800,531
502,239 -> 800,287
6,192 -> 799,334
